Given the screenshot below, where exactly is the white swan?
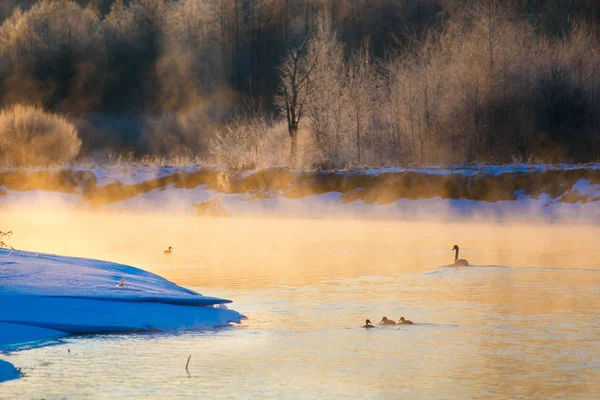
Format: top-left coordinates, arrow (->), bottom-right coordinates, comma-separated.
452,245 -> 469,266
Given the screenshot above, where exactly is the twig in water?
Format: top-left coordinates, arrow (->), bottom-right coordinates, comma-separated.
0,242 -> 13,250
1,231 -> 15,254
185,355 -> 192,376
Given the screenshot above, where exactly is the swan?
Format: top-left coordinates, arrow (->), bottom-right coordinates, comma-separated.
380,317 -> 396,325
398,317 -> 413,324
164,246 -> 174,254
363,319 -> 375,328
452,245 -> 469,266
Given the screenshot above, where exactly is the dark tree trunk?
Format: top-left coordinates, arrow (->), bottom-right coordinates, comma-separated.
290,127 -> 299,165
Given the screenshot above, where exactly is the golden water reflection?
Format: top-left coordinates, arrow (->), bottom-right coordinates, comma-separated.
2,211 -> 599,398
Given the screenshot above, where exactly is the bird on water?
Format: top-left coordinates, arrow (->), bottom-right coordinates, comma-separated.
380,317 -> 396,325
452,245 -> 469,266
398,317 -> 413,324
164,246 -> 174,254
363,319 -> 375,328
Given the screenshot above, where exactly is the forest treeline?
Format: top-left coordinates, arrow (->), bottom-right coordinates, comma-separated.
0,0 -> 599,168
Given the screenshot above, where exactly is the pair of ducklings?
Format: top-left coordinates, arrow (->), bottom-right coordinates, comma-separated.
363,317 -> 413,328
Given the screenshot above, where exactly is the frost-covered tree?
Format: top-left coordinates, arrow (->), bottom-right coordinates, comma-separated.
276,32 -> 321,165
104,0 -> 168,112
0,0 -> 106,113
346,42 -> 375,165
303,18 -> 345,167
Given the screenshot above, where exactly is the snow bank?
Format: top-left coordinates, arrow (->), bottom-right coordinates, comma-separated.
216,191 -> 600,221
3,165 -> 600,221
0,360 -> 20,383
0,188 -> 82,209
104,183 -> 217,213
361,163 -> 600,176
0,322 -> 67,349
0,249 -> 244,350
103,183 -> 600,222
88,166 -> 181,187
571,179 -> 600,199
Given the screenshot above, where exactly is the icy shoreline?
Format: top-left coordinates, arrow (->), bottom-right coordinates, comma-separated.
0,249 -> 244,383
1,165 -> 600,221
0,360 -> 20,383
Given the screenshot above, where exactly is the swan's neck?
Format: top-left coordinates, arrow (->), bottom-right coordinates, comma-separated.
454,248 -> 459,262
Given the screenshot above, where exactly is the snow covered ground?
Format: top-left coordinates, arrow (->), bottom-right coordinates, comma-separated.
0,249 -> 244,382
2,181 -> 599,221
109,184 -> 599,221
0,360 -> 20,383
1,165 -> 600,221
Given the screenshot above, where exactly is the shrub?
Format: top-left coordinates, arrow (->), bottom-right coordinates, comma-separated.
0,104 -> 81,167
212,117 -> 290,170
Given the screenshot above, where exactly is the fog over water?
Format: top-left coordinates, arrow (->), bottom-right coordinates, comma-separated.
1,210 -> 599,398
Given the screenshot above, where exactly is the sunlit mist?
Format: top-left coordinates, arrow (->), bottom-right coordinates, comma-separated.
5,208 -> 600,288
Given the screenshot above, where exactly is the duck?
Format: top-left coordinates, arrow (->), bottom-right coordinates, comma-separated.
380,317 -> 396,325
452,245 -> 469,266
363,319 -> 375,328
398,317 -> 413,324
164,246 -> 174,254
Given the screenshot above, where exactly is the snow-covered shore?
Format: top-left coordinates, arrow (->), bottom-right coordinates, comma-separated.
1,165 -> 600,221
0,360 -> 20,383
0,249 -> 244,382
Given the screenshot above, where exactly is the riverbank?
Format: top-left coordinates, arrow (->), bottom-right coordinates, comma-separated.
0,249 -> 244,384
1,165 -> 599,221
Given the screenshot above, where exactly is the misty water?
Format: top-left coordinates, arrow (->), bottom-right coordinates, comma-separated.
2,212 -> 600,399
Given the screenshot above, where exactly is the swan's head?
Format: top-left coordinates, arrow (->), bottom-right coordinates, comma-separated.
365,319 -> 372,325
380,317 -> 389,323
452,245 -> 459,251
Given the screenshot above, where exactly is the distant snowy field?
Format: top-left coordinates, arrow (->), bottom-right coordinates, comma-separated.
0,249 -> 244,382
0,165 -> 600,221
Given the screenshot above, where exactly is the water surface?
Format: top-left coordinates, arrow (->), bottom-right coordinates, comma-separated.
1,214 -> 599,399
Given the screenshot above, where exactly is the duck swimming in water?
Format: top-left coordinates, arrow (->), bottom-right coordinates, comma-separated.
363,319 -> 375,328
380,317 -> 396,325
164,246 -> 174,254
398,317 -> 413,324
452,245 -> 469,266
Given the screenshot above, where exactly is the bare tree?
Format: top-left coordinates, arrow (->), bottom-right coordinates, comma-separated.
275,32 -> 320,165
304,17 -> 344,167
346,40 -> 375,165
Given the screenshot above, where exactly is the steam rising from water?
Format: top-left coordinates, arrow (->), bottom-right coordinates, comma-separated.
3,208 -> 599,290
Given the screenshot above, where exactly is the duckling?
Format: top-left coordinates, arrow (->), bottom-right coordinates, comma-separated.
164,246 -> 174,254
398,317 -> 414,325
452,245 -> 469,266
379,317 -> 396,325
363,319 -> 375,328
